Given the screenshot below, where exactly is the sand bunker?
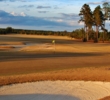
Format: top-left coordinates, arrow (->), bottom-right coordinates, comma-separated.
20,43 -> 54,51
0,81 -> 110,100
0,42 -> 54,51
0,46 -> 15,49
0,42 -> 25,50
0,42 -> 25,45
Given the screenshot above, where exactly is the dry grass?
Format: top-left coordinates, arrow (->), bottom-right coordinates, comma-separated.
0,34 -> 110,99
99,96 -> 110,100
4,34 -> 70,40
0,41 -> 25,49
1,66 -> 110,86
0,34 -> 110,87
0,46 -> 14,49
0,42 -> 25,45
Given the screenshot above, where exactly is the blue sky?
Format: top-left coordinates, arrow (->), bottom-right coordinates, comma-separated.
0,0 -> 110,31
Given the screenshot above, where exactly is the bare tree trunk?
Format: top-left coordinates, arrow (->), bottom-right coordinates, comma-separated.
86,27 -> 89,41
83,24 -> 87,42
103,21 -> 105,43
96,26 -> 99,43
85,26 -> 88,42
102,28 -> 105,43
94,26 -> 99,43
84,25 -> 86,38
87,27 -> 91,41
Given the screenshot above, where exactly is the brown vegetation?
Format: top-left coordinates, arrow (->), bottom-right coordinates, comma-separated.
0,35 -> 110,85
0,46 -> 14,49
1,66 -> 110,86
0,34 -> 110,99
99,96 -> 110,100
0,42 -> 25,45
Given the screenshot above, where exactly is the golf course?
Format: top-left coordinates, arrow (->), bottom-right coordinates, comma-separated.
0,34 -> 110,100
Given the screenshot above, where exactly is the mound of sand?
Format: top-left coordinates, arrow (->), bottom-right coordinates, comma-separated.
0,46 -> 15,49
0,42 -> 25,45
0,81 -> 110,100
0,41 -> 25,50
0,42 -> 25,49
20,43 -> 54,51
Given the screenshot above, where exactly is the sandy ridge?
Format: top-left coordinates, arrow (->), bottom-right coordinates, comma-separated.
0,81 -> 110,100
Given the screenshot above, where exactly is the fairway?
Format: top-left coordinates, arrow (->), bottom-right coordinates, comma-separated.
0,34 -> 110,85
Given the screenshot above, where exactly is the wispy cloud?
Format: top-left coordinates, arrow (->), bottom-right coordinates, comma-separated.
38,11 -> 49,13
87,0 -> 110,5
102,0 -> 110,3
43,13 -> 80,27
87,2 -> 103,5
0,10 -> 70,27
36,6 -> 51,9
0,0 -> 29,2
0,0 -> 109,31
18,5 -> 34,8
59,13 -> 79,20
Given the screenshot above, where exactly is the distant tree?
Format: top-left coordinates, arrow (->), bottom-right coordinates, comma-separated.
79,4 -> 93,41
80,28 -> 86,41
6,27 -> 13,33
103,2 -> 110,19
20,30 -> 26,34
102,2 -> 110,42
71,29 -> 84,39
93,6 -> 104,42
64,30 -> 67,36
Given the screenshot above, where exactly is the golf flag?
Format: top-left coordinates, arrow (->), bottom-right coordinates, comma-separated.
52,40 -> 55,44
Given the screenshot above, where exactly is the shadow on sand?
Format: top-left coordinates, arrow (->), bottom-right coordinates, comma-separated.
0,94 -> 80,100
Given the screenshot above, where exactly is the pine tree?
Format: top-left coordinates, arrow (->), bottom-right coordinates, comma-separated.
93,6 -> 104,42
79,4 -> 93,41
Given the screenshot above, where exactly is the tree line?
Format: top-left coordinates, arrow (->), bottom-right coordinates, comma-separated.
0,26 -> 110,42
0,27 -> 70,36
0,2 -> 110,42
79,2 -> 110,42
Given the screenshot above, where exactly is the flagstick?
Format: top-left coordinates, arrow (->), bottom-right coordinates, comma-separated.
54,42 -> 56,53
52,40 -> 56,53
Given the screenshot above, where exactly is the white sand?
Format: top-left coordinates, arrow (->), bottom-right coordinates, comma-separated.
0,81 -> 110,100
20,43 -> 54,51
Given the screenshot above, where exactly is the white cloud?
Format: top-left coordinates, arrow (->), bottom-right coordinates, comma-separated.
56,19 -> 63,22
20,12 -> 26,16
10,11 -> 18,16
10,11 -> 26,16
1,0 -> 106,31
67,21 -> 78,26
78,22 -> 84,26
87,2 -> 103,5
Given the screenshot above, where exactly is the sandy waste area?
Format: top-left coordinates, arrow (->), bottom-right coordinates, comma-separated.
0,81 -> 110,100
